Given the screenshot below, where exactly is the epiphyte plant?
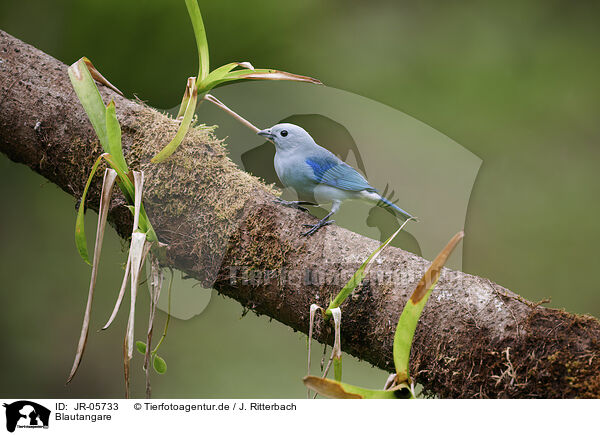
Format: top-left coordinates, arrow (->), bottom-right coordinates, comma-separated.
151,0 -> 323,163
64,0 -> 323,398
67,58 -> 168,398
64,0 -> 320,398
304,230 -> 464,398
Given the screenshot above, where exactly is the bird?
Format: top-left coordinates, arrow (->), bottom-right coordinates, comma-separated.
257,123 -> 416,236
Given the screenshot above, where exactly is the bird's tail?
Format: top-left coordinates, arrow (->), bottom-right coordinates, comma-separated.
377,195 -> 416,221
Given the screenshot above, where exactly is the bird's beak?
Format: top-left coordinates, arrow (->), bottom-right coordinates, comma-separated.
257,129 -> 274,140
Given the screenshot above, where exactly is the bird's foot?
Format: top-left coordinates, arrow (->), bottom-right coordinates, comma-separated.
273,198 -> 314,213
302,219 -> 335,237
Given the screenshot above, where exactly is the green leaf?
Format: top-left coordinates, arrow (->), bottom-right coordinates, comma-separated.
68,58 -> 135,203
136,341 -> 147,355
199,62 -> 240,88
74,152 -> 156,263
105,101 -> 129,174
333,358 -> 343,383
68,58 -> 109,152
175,79 -> 194,119
99,154 -> 133,201
75,153 -> 109,264
81,57 -> 123,96
185,0 -> 209,80
303,376 -> 412,399
393,231 -> 464,384
153,355 -> 167,374
325,218 -> 415,317
197,62 -> 248,93
198,67 -> 323,93
225,68 -> 322,84
151,77 -> 198,163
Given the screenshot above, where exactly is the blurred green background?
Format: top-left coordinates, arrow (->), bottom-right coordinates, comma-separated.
1,0 -> 599,398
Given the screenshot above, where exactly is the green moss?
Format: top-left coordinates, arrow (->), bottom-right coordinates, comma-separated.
125,106 -> 278,284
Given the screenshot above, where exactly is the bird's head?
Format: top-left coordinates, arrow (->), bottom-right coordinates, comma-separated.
257,123 -> 315,151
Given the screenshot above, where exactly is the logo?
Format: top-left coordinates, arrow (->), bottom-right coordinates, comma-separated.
3,401 -> 50,432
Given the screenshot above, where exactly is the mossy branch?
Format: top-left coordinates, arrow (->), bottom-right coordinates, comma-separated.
1,29 -> 599,398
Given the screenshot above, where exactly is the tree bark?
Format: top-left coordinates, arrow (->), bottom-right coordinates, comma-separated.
1,29 -> 598,398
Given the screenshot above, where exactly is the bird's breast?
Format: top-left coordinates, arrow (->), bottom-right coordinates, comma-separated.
274,152 -> 316,196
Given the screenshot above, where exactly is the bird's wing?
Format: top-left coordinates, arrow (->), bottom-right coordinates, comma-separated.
305,155 -> 375,192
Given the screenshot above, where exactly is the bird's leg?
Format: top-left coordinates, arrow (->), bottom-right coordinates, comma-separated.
302,211 -> 335,236
273,198 -> 315,213
302,200 -> 341,237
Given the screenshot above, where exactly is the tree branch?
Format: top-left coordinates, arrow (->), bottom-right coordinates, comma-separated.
1,30 -> 598,398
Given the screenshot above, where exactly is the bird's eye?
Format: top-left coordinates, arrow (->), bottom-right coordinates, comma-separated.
280,130 -> 288,137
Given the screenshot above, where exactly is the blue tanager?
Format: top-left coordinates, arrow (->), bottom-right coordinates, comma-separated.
258,123 -> 416,236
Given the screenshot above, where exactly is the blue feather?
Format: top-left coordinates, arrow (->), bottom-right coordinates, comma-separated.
305,158 -> 337,181
377,195 -> 415,221
305,157 -> 375,192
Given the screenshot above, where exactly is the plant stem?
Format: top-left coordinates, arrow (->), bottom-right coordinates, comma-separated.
152,269 -> 174,355
203,94 -> 265,135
